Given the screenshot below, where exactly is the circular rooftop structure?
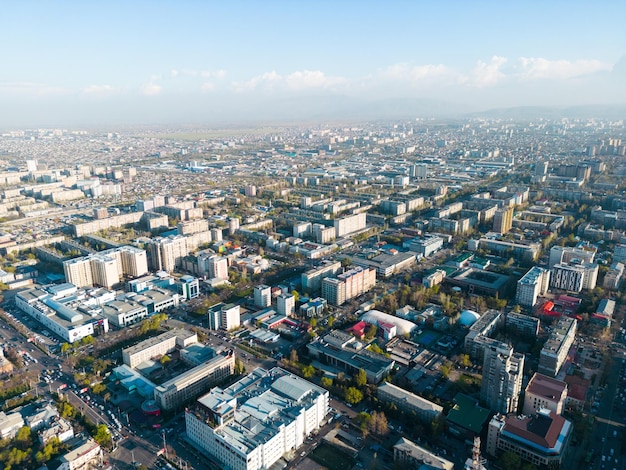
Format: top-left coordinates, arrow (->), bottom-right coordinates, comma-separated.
141,399 -> 161,416
459,310 -> 480,327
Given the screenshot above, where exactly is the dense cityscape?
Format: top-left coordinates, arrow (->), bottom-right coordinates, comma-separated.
0,118 -> 624,470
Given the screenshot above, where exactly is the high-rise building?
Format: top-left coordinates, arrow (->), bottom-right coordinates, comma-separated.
538,317 -> 577,377
254,285 -> 271,308
207,303 -> 240,331
301,261 -> 342,294
481,343 -> 524,414
333,213 -> 366,238
90,256 -> 119,289
208,256 -> 228,280
515,267 -> 550,307
276,293 -> 295,317
148,236 -> 189,272
63,257 -> 93,288
492,207 -> 513,234
321,267 -> 376,306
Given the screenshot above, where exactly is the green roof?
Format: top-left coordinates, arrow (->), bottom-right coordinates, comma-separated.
446,393 -> 490,433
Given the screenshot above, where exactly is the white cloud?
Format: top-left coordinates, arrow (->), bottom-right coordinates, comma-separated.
382,63 -> 451,82
82,84 -> 119,96
232,71 -> 283,92
518,57 -> 613,80
170,69 -> 180,78
139,82 -> 162,96
459,56 -> 508,88
201,82 -> 215,92
233,70 -> 347,92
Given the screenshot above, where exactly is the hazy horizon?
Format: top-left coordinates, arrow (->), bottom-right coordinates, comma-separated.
2,1 -> 625,128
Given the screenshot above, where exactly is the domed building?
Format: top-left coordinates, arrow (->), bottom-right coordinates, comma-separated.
459,310 -> 480,327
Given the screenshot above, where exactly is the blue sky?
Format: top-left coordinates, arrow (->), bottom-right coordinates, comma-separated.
2,1 -> 625,126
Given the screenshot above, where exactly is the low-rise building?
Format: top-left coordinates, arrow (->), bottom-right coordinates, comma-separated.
377,382 -> 442,423
393,437 -> 454,470
307,330 -> 394,383
58,438 -> 103,470
0,411 -> 24,439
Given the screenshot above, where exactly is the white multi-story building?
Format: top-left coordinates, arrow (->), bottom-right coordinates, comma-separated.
549,246 -> 595,268
122,329 -> 197,368
63,257 -> 93,288
301,261 -> 342,293
186,368 -> 328,470
481,343 -> 524,414
515,266 -> 551,307
148,235 -> 189,272
333,213 -> 366,238
321,266 -> 376,306
207,303 -> 241,331
155,350 -> 235,410
15,287 -> 109,344
63,246 -> 148,289
276,293 -> 295,317
254,284 -> 271,308
550,262 -> 598,292
208,255 -> 228,280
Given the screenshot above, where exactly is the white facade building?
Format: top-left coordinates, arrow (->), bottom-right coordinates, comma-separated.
186,368 -> 328,470
516,266 -> 551,307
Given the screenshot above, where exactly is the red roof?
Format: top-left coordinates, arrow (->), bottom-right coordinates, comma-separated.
503,411 -> 567,449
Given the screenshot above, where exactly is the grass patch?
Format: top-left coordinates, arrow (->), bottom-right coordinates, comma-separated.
309,443 -> 355,470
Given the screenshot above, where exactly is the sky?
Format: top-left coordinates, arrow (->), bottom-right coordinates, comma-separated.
2,1 -> 625,127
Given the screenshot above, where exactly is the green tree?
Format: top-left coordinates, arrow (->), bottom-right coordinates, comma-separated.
92,424 -> 111,447
345,387 -> 364,405
302,365 -> 315,378
60,402 -> 76,419
14,426 -> 32,450
91,383 -> 106,394
60,343 -> 71,353
355,368 -> 367,387
327,316 -> 335,328
320,377 -> 333,388
234,357 -> 245,375
499,451 -> 522,470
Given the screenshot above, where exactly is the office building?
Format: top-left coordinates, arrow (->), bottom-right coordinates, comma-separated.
177,275 -> 199,300
254,284 -> 271,308
321,266 -> 376,307
523,373 -> 567,416
515,266 -> 550,307
185,367 -> 328,470
486,411 -> 572,468
481,343 -> 524,414
101,298 -> 149,327
492,207 -> 513,234
378,382 -> 443,423
549,246 -> 595,268
16,287 -> 110,344
550,262 -> 598,292
0,411 -> 25,439
207,303 -> 240,331
155,350 -> 235,411
122,329 -> 197,368
538,317 -> 577,377
307,330 -> 394,383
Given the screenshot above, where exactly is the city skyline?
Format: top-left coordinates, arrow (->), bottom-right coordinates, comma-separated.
2,1 -> 625,127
